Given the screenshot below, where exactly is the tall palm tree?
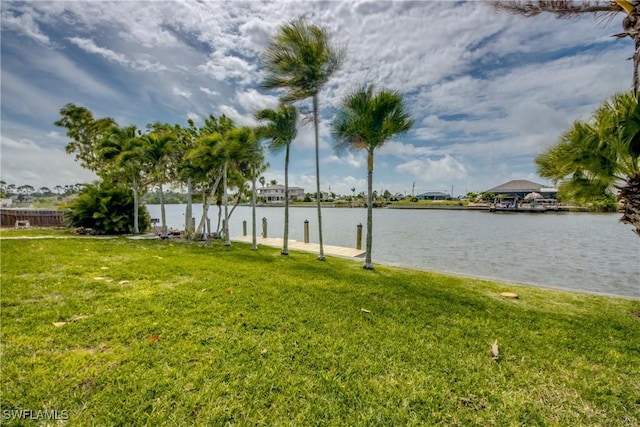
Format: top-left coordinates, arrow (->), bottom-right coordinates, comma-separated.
536,91 -> 640,235
255,104 -> 299,255
331,85 -> 414,269
141,131 -> 176,239
490,0 -> 640,97
262,18 -> 345,261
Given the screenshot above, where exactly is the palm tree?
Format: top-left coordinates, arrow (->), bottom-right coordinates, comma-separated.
101,125 -> 147,234
490,0 -> 640,97
331,85 -> 414,269
217,127 -> 263,246
262,18 -> 345,261
255,104 -> 299,255
536,91 -> 640,235
141,131 -> 176,239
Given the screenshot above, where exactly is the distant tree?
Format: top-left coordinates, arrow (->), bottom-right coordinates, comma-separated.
536,91 -> 640,235
262,18 -> 345,261
332,85 -> 414,269
255,104 -> 299,255
481,191 -> 495,202
17,185 -> 35,198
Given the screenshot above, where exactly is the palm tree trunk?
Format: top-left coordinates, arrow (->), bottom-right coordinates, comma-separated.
364,150 -> 374,270
195,175 -> 222,240
313,94 -> 325,261
132,175 -> 139,234
158,181 -> 168,239
185,177 -> 193,237
282,143 -> 290,255
620,172 -> 640,236
223,161 -> 231,246
251,169 -> 258,250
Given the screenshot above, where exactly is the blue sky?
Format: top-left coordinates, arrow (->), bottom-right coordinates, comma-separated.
0,0 -> 633,197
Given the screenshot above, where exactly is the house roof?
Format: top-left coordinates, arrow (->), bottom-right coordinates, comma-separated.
485,180 -> 546,193
417,192 -> 449,196
258,185 -> 304,191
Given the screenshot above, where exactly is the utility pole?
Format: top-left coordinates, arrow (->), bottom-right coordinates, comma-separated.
412,181 -> 415,197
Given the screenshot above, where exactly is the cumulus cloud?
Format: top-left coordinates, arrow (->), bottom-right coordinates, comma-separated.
236,89 -> 279,113
396,155 -> 468,183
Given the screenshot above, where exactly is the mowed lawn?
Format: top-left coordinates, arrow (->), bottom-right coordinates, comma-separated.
1,230 -> 639,426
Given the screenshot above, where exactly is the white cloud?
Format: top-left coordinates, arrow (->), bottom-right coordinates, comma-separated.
172,86 -> 192,99
1,9 -> 50,45
236,89 -> 279,113
68,37 -> 129,65
396,155 -> 468,183
200,87 -> 220,97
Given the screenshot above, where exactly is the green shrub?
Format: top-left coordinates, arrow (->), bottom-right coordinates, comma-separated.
65,181 -> 150,234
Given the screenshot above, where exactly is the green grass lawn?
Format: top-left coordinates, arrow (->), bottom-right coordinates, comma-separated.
1,231 -> 639,426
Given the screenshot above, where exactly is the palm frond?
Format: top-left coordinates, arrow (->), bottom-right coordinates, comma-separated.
331,84 -> 414,154
261,18 -> 345,102
489,0 -> 620,19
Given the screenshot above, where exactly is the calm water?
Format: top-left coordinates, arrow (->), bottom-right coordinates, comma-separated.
147,204 -> 640,299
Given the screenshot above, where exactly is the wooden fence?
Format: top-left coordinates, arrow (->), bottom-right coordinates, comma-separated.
0,209 -> 68,227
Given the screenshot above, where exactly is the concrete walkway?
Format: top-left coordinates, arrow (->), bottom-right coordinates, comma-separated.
231,235 -> 365,259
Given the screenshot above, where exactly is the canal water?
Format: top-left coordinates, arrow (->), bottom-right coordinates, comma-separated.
147,204 -> 639,299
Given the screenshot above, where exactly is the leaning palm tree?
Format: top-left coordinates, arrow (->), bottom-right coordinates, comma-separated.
218,127 -> 263,246
331,85 -> 414,269
490,0 -> 640,97
255,104 -> 299,255
536,91 -> 640,235
262,18 -> 345,261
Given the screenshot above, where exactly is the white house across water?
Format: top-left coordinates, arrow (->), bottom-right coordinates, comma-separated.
257,184 -> 305,203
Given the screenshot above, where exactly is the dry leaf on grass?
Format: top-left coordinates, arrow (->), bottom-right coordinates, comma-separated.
261,348 -> 268,356
148,335 -> 161,343
53,314 -> 90,327
361,308 -> 371,314
490,339 -> 500,360
118,280 -> 130,285
226,288 -> 234,294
